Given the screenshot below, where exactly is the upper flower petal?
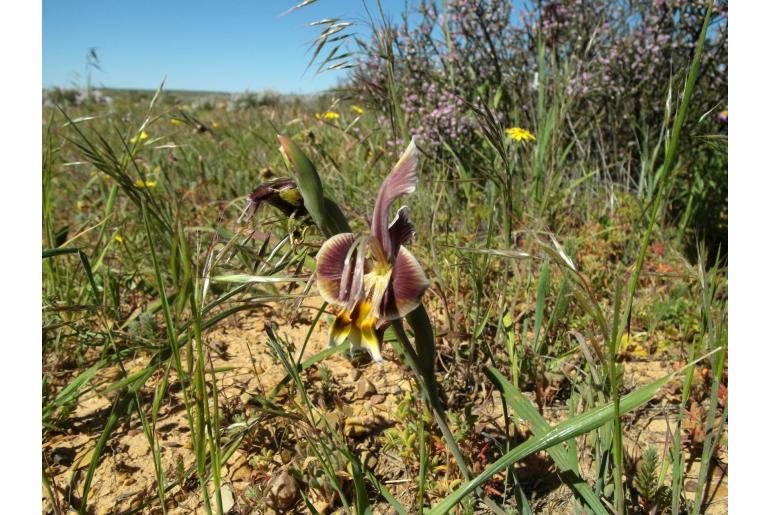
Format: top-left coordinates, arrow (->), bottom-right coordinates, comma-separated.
379,246 -> 429,320
344,238 -> 367,312
316,232 -> 355,306
371,138 -> 419,262
388,206 -> 416,258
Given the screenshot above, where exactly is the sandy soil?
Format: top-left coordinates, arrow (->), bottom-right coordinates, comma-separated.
42,298 -> 727,514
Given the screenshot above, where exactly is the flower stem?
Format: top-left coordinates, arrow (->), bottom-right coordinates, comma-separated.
391,317 -> 506,515
607,4 -> 715,513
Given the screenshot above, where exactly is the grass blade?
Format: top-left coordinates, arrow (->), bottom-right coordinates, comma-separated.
429,349 -> 722,514
485,367 -> 609,515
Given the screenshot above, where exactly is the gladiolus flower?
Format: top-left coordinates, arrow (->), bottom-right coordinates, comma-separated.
505,127 -> 536,142
315,138 -> 429,361
247,177 -> 307,218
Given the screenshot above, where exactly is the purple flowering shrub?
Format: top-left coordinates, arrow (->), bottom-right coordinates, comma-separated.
354,0 -> 515,156
522,0 -> 727,255
354,0 -> 726,162
526,0 -> 727,157
349,0 -> 726,251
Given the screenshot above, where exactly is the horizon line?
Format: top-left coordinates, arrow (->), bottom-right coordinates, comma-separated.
41,83 -> 349,96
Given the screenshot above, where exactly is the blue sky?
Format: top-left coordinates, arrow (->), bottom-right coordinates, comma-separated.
43,0 -> 406,93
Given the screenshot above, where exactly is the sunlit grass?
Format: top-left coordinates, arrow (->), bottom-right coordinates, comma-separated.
42,5 -> 726,513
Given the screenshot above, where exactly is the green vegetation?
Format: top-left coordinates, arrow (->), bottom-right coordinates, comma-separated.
42,2 -> 726,514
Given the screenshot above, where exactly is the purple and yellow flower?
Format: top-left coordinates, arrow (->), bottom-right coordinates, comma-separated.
315,138 -> 429,361
718,110 -> 728,123
247,177 -> 307,218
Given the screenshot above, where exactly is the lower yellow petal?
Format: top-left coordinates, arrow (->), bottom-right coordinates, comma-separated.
338,300 -> 384,362
349,324 -> 362,351
329,310 -> 352,347
359,318 -> 382,363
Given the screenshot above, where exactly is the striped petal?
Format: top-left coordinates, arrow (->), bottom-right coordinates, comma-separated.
380,246 -> 429,320
344,240 -> 367,312
388,206 -> 416,258
316,232 -> 355,306
371,138 -> 419,261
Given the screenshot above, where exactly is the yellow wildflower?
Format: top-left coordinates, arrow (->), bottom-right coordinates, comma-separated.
316,111 -> 340,120
351,105 -> 365,114
169,118 -> 182,126
134,179 -> 157,188
505,127 -> 536,142
76,200 -> 89,211
619,332 -> 648,358
212,121 -> 221,129
130,130 -> 150,144
114,234 -> 124,243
